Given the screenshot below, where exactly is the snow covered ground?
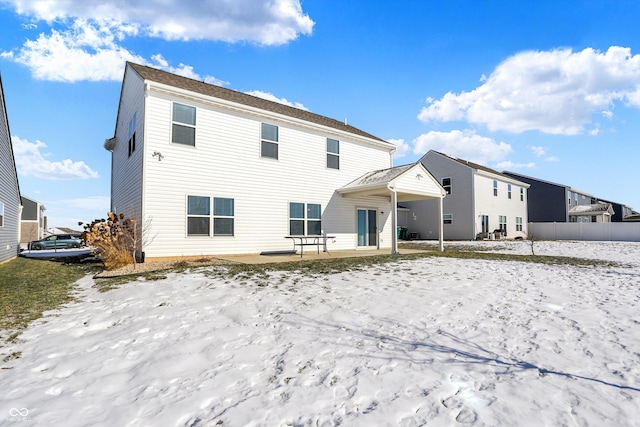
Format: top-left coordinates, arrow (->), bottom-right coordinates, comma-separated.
1,240 -> 640,426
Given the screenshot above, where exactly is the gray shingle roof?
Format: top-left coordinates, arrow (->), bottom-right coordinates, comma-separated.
341,163 -> 415,189
127,62 -> 388,143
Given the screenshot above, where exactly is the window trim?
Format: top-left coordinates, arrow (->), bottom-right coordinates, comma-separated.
442,177 -> 452,195
172,102 -> 196,147
186,195 -> 211,236
326,138 -> 340,169
261,123 -> 279,160
186,195 -> 235,237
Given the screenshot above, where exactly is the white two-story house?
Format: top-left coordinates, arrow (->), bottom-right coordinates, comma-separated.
0,74 -> 21,263
403,150 -> 529,240
105,63 -> 445,259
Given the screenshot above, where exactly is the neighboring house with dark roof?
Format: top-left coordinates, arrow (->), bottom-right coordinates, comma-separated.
501,171 -> 620,223
594,198 -> 637,222
403,150 -> 529,240
105,62 -> 444,258
0,74 -> 21,263
20,195 -> 46,244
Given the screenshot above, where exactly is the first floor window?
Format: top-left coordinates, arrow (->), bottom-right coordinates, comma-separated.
0,202 -> 4,227
499,215 -> 507,231
187,195 -> 235,236
289,202 -> 321,235
187,195 -> 210,236
213,197 -> 234,236
516,217 -> 523,231
443,213 -> 453,224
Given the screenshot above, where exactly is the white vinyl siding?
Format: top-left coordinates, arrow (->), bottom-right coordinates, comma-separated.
110,67 -> 145,229
139,88 -> 394,257
0,78 -> 21,261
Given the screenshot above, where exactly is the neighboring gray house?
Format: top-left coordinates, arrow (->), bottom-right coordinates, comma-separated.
502,171 -> 617,223
404,150 -> 529,240
0,74 -> 21,263
20,195 -> 46,243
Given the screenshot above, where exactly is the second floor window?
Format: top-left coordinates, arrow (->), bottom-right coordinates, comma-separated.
172,103 -> 196,146
261,123 -> 279,159
493,180 -> 498,197
520,187 -> 524,201
327,138 -> 340,169
508,184 -> 512,199
443,213 -> 453,224
128,112 -> 136,157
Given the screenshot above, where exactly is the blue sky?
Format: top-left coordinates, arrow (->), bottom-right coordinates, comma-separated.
1,0 -> 639,229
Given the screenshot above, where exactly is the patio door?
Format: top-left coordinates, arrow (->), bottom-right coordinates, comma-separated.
357,209 -> 377,247
480,215 -> 489,233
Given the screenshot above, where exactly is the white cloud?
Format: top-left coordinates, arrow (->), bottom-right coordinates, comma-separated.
1,21 -> 226,83
2,0 -> 314,45
412,130 -> 513,165
11,136 -> 99,180
245,90 -> 308,110
418,46 -> 640,135
530,145 -> 547,157
496,160 -> 536,170
545,156 -> 559,162
387,138 -> 410,159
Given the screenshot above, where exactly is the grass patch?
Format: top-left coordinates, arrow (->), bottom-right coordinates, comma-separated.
94,245 -> 626,291
0,257 -> 90,343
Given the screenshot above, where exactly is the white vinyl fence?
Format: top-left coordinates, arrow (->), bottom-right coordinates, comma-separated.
528,222 -> 640,242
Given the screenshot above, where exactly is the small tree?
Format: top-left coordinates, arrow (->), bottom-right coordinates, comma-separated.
80,212 -> 137,271
526,228 -> 536,256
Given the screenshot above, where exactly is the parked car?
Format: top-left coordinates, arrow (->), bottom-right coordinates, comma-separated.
29,234 -> 83,250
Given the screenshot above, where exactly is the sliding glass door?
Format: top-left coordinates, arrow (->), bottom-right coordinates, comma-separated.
357,209 -> 377,247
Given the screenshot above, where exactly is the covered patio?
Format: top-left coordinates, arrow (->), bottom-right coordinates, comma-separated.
337,162 -> 446,253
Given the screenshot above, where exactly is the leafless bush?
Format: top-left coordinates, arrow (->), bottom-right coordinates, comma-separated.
80,212 -> 138,271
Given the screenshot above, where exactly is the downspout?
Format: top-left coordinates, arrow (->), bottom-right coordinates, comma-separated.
438,194 -> 444,252
388,184 -> 398,254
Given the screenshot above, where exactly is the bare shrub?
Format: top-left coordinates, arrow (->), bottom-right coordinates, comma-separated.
80,213 -> 138,271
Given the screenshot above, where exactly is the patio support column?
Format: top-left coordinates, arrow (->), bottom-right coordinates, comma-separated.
389,185 -> 398,254
438,195 -> 444,252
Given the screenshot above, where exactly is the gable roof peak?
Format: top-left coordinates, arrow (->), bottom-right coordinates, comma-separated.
125,62 -> 389,145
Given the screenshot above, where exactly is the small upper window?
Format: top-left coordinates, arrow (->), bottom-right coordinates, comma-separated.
128,112 -> 136,157
261,123 -> 279,159
442,178 -> 451,194
520,187 -> 524,201
443,213 -> 453,225
327,138 -> 340,169
172,103 -> 196,146
0,202 -> 4,227
508,184 -> 512,199
493,180 -> 498,197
